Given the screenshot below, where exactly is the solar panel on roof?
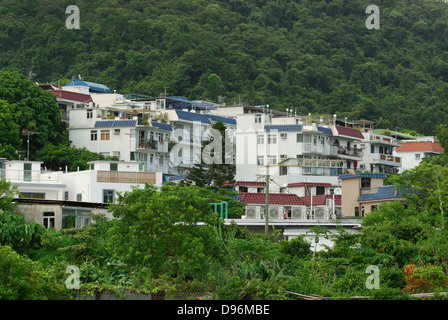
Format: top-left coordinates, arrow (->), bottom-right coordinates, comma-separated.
264,125 -> 303,132
94,120 -> 137,128
151,121 -> 173,131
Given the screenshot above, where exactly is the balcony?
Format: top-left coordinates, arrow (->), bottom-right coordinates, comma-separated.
372,154 -> 401,166
302,143 -> 337,156
96,170 -> 156,184
2,169 -> 63,184
366,134 -> 400,146
335,146 -> 363,160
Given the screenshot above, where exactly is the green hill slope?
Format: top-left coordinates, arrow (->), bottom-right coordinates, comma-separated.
1,0 -> 448,134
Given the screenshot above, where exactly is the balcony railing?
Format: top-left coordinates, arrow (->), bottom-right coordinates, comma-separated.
377,154 -> 401,165
2,169 -> 62,183
96,171 -> 156,184
336,146 -> 364,158
302,143 -> 335,155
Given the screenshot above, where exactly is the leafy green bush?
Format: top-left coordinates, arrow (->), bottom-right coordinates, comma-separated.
0,246 -> 68,300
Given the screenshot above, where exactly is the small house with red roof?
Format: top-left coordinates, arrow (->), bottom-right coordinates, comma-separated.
394,140 -> 443,171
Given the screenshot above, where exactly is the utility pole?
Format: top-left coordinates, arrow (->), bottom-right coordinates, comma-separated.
24,131 -> 40,161
265,164 -> 270,235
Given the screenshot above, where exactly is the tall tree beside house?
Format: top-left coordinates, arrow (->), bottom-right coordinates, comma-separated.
0,71 -> 68,160
436,124 -> 448,152
184,121 -> 235,188
36,143 -> 119,172
0,99 -> 21,159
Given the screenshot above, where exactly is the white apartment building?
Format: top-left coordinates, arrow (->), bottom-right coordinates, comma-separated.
165,109 -> 237,175
393,139 -> 443,172
0,159 -> 66,201
68,108 -> 173,174
235,114 -> 364,192
358,132 -> 402,173
62,160 -> 163,203
0,158 -> 162,231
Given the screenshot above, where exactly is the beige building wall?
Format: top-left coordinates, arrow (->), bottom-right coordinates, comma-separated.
341,175 -> 403,217
341,178 -> 360,216
18,204 -> 63,230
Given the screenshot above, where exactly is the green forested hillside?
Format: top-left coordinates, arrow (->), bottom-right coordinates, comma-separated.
1,0 -> 448,134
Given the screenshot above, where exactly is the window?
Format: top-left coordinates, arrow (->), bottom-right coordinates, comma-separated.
239,186 -> 248,193
361,177 -> 371,188
76,193 -> 82,201
64,191 -> 69,201
110,163 -> 118,171
255,116 -> 261,123
103,189 -> 115,203
101,130 -> 110,140
20,192 -> 45,199
316,186 -> 325,195
43,212 -> 55,229
257,135 -> 264,144
415,153 -> 421,159
267,134 -> 277,145
257,188 -> 264,193
87,109 -> 93,119
268,155 -> 277,165
355,207 -> 359,217
313,135 -> 317,146
24,163 -> 32,182
90,130 -> 98,141
279,166 -> 288,176
296,134 -> 303,143
257,156 -> 264,166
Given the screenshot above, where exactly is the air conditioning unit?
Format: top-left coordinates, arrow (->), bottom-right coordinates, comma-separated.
269,206 -> 283,220
280,154 -> 287,160
245,206 -> 261,219
291,206 -> 306,219
113,151 -> 121,157
315,207 -> 328,220
280,133 -> 287,139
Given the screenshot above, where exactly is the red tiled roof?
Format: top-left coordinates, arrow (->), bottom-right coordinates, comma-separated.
223,181 -> 266,187
301,194 -> 341,206
48,90 -> 93,103
395,141 -> 444,154
334,126 -> 364,139
287,182 -> 333,188
239,193 -> 306,205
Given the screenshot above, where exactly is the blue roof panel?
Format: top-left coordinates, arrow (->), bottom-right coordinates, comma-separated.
317,126 -> 333,135
205,114 -> 236,125
357,185 -> 404,201
151,121 -> 172,131
94,120 -> 137,128
265,125 -> 303,132
339,173 -> 387,180
64,80 -> 111,93
175,110 -> 211,124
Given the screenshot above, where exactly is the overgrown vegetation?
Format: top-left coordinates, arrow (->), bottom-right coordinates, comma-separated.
1,0 -> 448,134
2,153 -> 448,300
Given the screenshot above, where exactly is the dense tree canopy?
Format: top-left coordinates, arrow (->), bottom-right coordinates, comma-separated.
1,0 -> 448,134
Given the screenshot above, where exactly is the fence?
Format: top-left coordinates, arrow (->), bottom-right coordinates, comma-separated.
77,289 -> 217,300
96,170 -> 156,184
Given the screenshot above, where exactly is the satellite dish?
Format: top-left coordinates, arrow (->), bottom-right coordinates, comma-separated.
334,188 -> 342,195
